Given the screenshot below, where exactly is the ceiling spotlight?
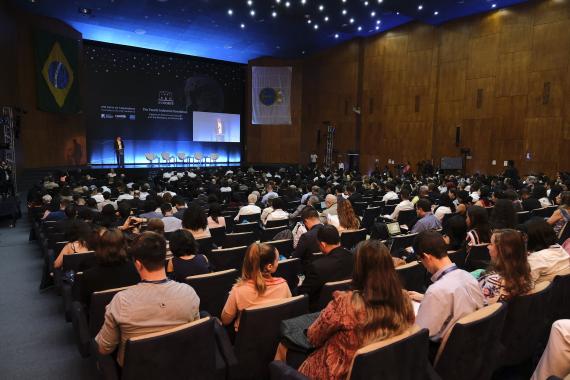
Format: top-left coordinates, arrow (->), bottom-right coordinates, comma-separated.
314,24 -> 319,29
434,11 -> 439,15
491,3 -> 497,8
396,11 -> 400,15
418,4 -> 423,10
375,25 -> 379,30
78,7 -> 92,15
349,17 -> 354,23
324,16 -> 329,21
240,23 -> 245,28
301,0 -> 306,4
272,11 -> 277,17
378,0 -> 383,3
250,9 -> 255,16
276,0 -> 281,3
371,11 -> 375,17
247,0 -> 253,6
307,19 -> 312,24
376,19 -> 381,24
285,1 -> 290,7
334,33 -> 339,38
357,26 -> 362,31
342,9 -> 347,15
342,0 -> 346,2
318,4 -> 324,11
227,9 -> 233,15
364,1 -> 369,6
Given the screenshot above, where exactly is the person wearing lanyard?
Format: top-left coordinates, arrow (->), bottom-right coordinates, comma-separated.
408,230 -> 485,358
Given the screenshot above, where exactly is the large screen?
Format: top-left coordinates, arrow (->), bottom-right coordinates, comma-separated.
83,41 -> 245,165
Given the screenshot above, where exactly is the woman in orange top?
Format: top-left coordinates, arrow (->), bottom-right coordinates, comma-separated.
298,240 -> 415,380
221,243 -> 291,331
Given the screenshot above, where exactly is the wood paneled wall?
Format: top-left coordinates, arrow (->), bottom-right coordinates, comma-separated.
248,0 -> 570,175
0,3 -> 86,169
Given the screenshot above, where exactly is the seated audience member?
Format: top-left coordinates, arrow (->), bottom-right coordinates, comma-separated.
504,189 -> 524,212
410,231 -> 484,345
474,186 -> 493,208
478,229 -> 534,304
293,207 -> 324,269
160,203 -> 182,233
525,218 -> 570,284
331,198 -> 360,233
533,185 -> 552,208
410,199 -> 441,234
531,319 -> 570,380
301,185 -> 320,205
146,218 -> 165,236
95,232 -> 200,366
298,239 -> 415,380
182,204 -> 211,239
95,204 -> 119,228
234,193 -> 262,222
454,190 -> 472,216
290,195 -> 319,220
80,229 -> 140,306
465,205 -> 492,246
139,199 -> 162,219
261,197 -> 276,225
261,183 -> 278,206
521,188 -> 542,212
548,191 -> 570,235
172,196 -> 188,219
53,221 -> 92,269
442,215 -> 468,251
346,185 -> 362,204
264,197 -> 289,225
43,199 -> 69,221
319,194 -> 338,224
97,191 -> 117,211
489,199 -> 518,230
221,243 -> 291,331
297,225 -> 354,311
207,202 -> 226,229
166,229 -> 210,282
54,204 -> 78,233
389,188 -> 414,221
382,182 -> 398,203
434,194 -> 455,221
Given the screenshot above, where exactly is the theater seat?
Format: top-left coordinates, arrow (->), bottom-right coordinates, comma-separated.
208,246 -> 248,272
185,269 -> 238,318
396,261 -> 428,293
340,228 -> 367,250
316,279 -> 352,311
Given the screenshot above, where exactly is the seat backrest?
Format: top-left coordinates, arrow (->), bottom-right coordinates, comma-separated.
234,295 -> 309,379
267,239 -> 295,257
530,206 -> 555,218
348,326 -> 429,380
233,221 -> 258,234
464,244 -> 490,272
397,209 -> 417,228
224,232 -> 256,249
500,281 -> 553,367
362,207 -> 382,231
516,211 -> 530,224
558,222 -> 570,244
238,213 -> 260,223
89,286 -> 131,336
396,261 -> 428,293
185,269 -> 238,317
549,274 -> 570,322
340,229 -> 367,250
390,233 -> 418,258
208,246 -> 248,272
435,303 -> 507,380
196,237 -> 214,256
274,258 -> 302,292
122,318 -> 217,380
266,219 -> 290,228
261,226 -> 289,242
317,279 -> 352,310
62,251 -> 97,273
209,226 -> 226,247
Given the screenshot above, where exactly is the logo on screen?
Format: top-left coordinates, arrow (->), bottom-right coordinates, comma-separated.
158,91 -> 174,106
259,88 -> 283,106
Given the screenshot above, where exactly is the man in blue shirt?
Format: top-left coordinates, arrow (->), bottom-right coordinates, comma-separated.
410,198 -> 441,234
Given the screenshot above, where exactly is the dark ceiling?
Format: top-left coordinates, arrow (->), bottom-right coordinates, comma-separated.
15,0 -> 530,63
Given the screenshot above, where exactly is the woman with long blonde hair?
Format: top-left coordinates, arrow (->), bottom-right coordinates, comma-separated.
298,240 -> 415,380
221,243 -> 291,331
328,198 -> 361,233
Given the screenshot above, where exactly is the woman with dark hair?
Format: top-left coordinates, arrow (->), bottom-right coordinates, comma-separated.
525,218 -> 570,284
548,191 -> 570,235
466,205 -> 492,246
443,215 -> 468,251
532,185 -> 552,208
475,186 -> 493,208
434,193 -> 455,221
490,199 -> 518,230
182,203 -> 211,239
95,204 -> 118,228
80,229 -> 140,305
207,202 -> 226,229
264,197 -> 289,225
455,190 -> 473,216
298,240 -> 415,380
166,229 -> 210,282
504,189 -> 523,212
53,221 -> 92,269
478,229 -> 534,304
221,243 -> 291,330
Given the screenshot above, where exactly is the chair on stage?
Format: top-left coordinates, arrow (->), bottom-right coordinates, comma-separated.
210,153 -> 219,165
176,152 -> 187,165
161,152 -> 174,164
144,153 -> 157,165
194,152 -> 204,165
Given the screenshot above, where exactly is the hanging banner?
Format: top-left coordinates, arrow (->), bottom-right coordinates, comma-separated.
251,66 -> 291,125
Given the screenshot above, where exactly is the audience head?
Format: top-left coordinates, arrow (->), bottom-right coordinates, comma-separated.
64,220 -> 91,244
525,217 -> 557,252
307,195 -> 320,207
490,199 -> 518,230
240,243 -> 279,295
558,191 -> 570,207
415,198 -> 432,217
301,206 -> 320,228
352,239 -> 415,345
488,229 -> 533,299
64,204 -> 77,219
96,228 -> 129,266
271,197 -> 284,211
317,224 -> 341,253
443,215 -> 467,251
400,188 -> 410,200
466,205 -> 491,240
325,194 -> 337,208
182,204 -> 208,231
168,229 -> 198,258
247,193 -> 257,204
415,230 -> 449,273
532,185 -> 547,200
337,199 -> 360,230
145,218 -> 165,235
160,203 -> 173,216
129,231 -> 167,272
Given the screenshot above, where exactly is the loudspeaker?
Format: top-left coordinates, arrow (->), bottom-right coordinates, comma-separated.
455,127 -> 461,147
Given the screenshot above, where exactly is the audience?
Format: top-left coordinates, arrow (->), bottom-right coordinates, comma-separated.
292,207 -> 324,269
221,243 -> 291,331
207,202 -> 226,229
525,218 -> 570,284
297,225 -> 354,311
160,203 -> 182,232
53,221 -> 92,269
489,199 -> 518,230
330,198 -> 360,233
319,194 -> 338,224
264,197 -> 289,225
298,239 -> 414,379
442,215 -> 468,251
95,232 -> 200,366
389,188 -> 414,221
465,205 -> 492,246
477,229 -> 534,304
166,229 -> 210,282
410,199 -> 441,234
548,191 -> 570,235
532,319 -> 570,380
182,204 -> 211,239
234,193 -> 261,221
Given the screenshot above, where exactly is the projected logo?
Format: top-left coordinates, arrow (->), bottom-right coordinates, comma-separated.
259,88 -> 283,106
158,91 -> 174,106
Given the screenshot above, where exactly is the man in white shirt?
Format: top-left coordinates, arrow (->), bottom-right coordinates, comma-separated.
382,182 -> 399,203
389,189 -> 414,220
91,187 -> 104,203
160,204 -> 182,233
265,198 -> 289,224
234,193 -> 262,221
410,231 -> 484,350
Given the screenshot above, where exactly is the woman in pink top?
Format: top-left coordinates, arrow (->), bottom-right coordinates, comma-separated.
221,243 -> 291,330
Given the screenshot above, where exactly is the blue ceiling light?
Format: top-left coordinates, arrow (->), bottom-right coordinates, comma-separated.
227,9 -> 233,16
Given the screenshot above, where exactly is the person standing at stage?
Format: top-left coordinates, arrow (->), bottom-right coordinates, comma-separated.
114,136 -> 125,168
310,152 -> 318,169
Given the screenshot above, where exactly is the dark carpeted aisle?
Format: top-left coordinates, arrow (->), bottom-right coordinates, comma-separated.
0,216 -> 99,379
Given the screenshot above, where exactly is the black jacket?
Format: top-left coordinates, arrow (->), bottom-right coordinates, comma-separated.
522,198 -> 541,212
292,224 -> 324,270
297,246 -> 354,311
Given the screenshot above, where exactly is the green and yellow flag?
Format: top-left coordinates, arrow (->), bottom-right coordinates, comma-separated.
34,30 -> 81,113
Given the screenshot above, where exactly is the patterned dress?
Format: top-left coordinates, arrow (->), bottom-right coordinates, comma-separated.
478,271 -> 509,304
298,291 -> 365,380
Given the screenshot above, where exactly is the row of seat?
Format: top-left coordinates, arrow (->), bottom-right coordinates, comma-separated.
144,152 -> 221,165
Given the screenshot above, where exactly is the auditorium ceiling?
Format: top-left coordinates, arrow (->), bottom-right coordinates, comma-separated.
15,0 -> 529,63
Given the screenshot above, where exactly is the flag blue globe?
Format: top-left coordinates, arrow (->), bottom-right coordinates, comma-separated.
47,61 -> 70,89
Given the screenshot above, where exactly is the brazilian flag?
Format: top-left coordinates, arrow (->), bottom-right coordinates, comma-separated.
34,30 -> 81,114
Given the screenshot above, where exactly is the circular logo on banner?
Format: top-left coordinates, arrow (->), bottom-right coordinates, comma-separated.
259,88 -> 277,106
48,61 -> 70,89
